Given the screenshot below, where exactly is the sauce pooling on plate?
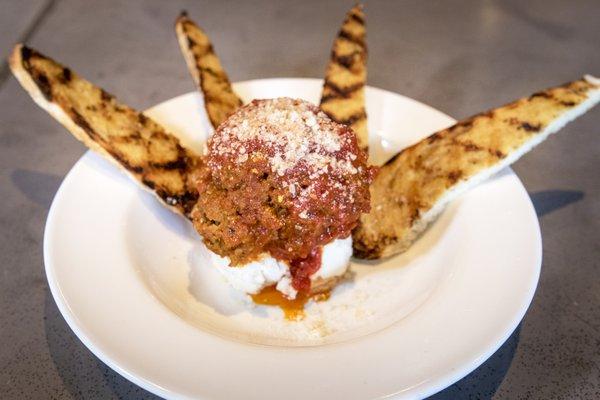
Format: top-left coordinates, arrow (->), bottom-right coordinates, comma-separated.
191,98 -> 375,295
252,285 -> 331,320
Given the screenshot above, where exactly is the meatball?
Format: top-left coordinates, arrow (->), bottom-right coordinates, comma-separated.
191,98 -> 375,292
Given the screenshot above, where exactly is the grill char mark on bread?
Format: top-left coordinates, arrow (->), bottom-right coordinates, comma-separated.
320,3 -> 368,151
353,76 -> 600,259
175,12 -> 243,129
10,44 -> 199,216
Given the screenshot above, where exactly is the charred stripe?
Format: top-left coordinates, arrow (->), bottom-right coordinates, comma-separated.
447,170 -> 463,184
57,67 -> 72,84
70,108 -> 99,141
332,51 -> 363,69
335,110 -> 366,126
520,122 -> 541,132
460,141 -> 482,152
338,29 -> 365,47
100,89 -> 113,101
20,45 -> 33,64
349,11 -> 365,25
142,178 -> 155,189
186,36 -> 197,49
490,149 -> 505,158
157,189 -> 198,215
110,150 -> 144,174
321,80 -> 363,101
530,91 -> 552,99
202,67 -> 226,80
138,113 -> 148,126
150,158 -> 188,170
32,72 -> 53,101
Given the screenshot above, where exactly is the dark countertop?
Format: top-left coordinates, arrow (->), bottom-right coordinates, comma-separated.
1,1 -> 598,398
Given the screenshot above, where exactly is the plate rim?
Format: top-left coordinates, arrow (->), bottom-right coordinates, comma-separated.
43,77 -> 542,400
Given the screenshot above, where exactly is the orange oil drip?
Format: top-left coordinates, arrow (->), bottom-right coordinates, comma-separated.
251,285 -> 331,321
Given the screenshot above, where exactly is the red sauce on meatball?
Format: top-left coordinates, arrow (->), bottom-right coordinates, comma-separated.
191,98 -> 375,293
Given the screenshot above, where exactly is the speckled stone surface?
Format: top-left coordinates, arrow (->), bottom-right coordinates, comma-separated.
0,1 -> 598,399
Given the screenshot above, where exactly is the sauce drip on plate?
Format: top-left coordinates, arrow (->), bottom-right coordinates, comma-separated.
251,285 -> 331,320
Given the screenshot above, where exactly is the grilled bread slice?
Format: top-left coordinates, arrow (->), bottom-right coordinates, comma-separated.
9,44 -> 200,217
176,12 -> 243,129
320,3 -> 368,151
353,76 -> 600,259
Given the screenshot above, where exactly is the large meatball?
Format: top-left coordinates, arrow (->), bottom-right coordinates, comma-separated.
191,98 -> 375,292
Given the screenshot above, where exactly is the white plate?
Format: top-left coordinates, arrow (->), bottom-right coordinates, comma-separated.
44,78 -> 541,399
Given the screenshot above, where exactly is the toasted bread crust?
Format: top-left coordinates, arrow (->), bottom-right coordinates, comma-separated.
9,44 -> 200,217
176,12 -> 243,129
320,4 -> 368,151
353,76 -> 600,259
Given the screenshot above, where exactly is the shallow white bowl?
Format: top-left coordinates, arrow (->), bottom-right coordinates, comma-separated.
44,78 -> 541,399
